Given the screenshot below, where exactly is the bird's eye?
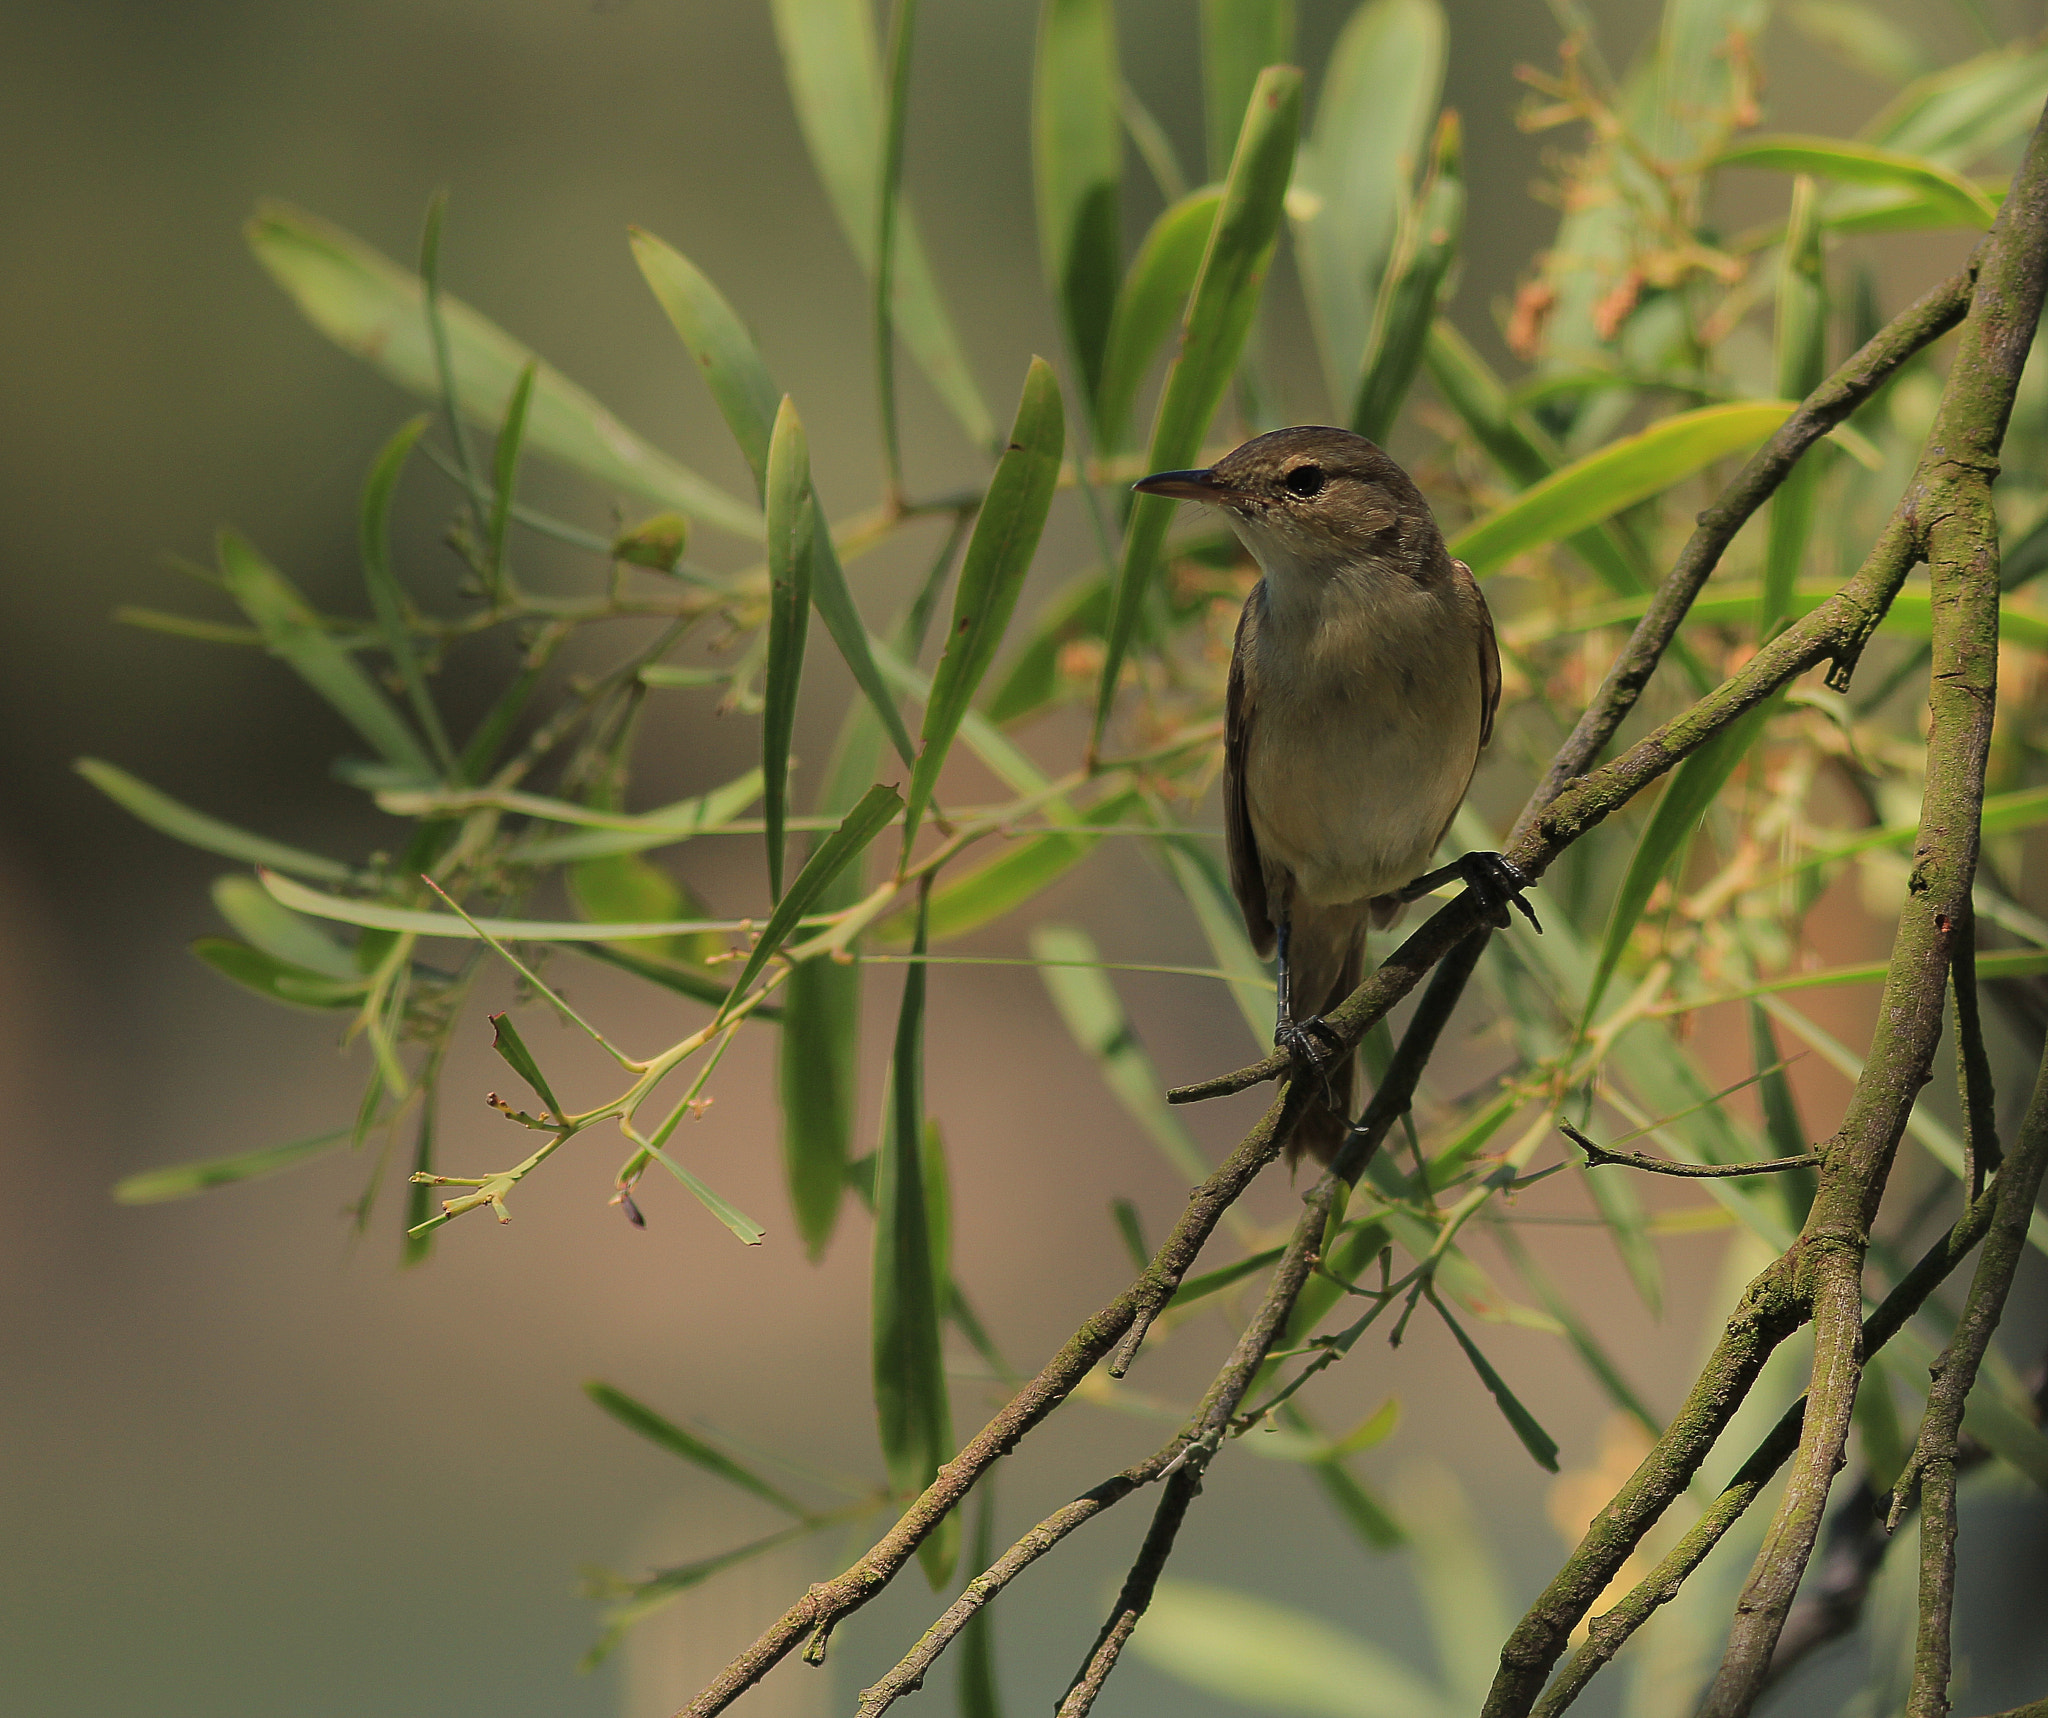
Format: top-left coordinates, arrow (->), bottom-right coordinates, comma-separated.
1284,464 -> 1326,498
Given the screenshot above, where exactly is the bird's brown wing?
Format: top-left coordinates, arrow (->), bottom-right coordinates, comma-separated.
1454,558 -> 1502,749
1224,589 -> 1275,958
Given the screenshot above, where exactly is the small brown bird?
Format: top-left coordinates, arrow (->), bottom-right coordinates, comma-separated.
1136,426 -> 1535,1163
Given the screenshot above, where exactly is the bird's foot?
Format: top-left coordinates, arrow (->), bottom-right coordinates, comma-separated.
1399,851 -> 1541,933
1275,1014 -> 1346,1093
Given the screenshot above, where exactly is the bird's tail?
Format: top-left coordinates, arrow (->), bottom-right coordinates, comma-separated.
1284,904 -> 1368,1167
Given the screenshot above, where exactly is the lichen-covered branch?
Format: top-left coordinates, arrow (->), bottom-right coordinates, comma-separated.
1693,99 -> 2048,1718
1896,1014 -> 2048,1716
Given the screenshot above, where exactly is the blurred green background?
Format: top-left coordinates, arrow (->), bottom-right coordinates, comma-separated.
2,3 -> 2042,1716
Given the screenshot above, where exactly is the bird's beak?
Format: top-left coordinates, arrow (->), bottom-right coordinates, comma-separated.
1133,467 -> 1229,503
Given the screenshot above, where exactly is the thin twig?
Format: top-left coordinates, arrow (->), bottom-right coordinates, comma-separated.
1560,1119 -> 1818,1177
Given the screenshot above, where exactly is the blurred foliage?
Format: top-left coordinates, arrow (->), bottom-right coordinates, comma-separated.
92,0 -> 2048,1709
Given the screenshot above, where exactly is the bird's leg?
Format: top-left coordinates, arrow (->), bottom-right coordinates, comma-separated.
1273,918 -> 1346,1075
1398,851 -> 1542,932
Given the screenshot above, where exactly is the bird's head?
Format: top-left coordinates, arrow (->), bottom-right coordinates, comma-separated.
1132,426 -> 1447,589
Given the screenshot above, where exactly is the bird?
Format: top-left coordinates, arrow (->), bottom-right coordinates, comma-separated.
1135,426 -> 1536,1164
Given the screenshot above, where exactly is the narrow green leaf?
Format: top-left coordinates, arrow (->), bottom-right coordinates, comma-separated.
1199,0 -> 1295,180
723,783 -> 903,1010
905,359 -> 1065,844
1523,582 -> 2048,655
1135,1581 -> 1456,1718
580,1525 -> 814,1670
1761,176 -> 1829,637
358,415 -> 456,772
217,529 -> 434,777
1791,0 -> 1928,86
515,768 -> 765,863
629,229 -> 782,496
568,849 -> 721,966
1398,1462 -> 1515,1715
647,1142 -> 770,1245
1032,924 -> 1210,1183
210,874 -> 359,979
1749,999 -> 1817,1228
764,397 -> 816,899
878,788 -> 1141,944
1034,0 -> 1123,407
1349,110 -> 1462,443
1429,1289 -> 1560,1471
1093,189 -> 1222,456
1448,402 -> 1796,578
583,1382 -> 808,1515
261,869 -> 740,942
982,571 -> 1112,726
1583,705 -> 1770,1025
485,361 -> 536,596
958,1481 -> 1004,1718
872,0 -> 919,495
1094,65 -> 1303,751
191,938 -> 369,1010
1579,1159 -> 1665,1320
872,892 -> 956,1587
78,760 -> 352,880
1109,1196 -> 1150,1271
1865,41 -> 2048,163
768,0 -> 994,447
489,1012 -> 563,1119
1295,0 -> 1445,406
780,946 -> 858,1261
246,202 -> 761,538
1168,1245 -> 1283,1308
811,517 -> 919,769
1719,134 -> 1998,227
113,1127 -> 353,1205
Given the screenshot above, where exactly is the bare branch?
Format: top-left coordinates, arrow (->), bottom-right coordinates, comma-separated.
1560,1120 -> 1818,1177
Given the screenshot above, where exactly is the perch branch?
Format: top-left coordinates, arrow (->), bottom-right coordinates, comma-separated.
1560,1120 -> 1818,1177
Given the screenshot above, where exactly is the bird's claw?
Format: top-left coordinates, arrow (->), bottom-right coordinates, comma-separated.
1275,1016 -> 1346,1107
1399,851 -> 1541,933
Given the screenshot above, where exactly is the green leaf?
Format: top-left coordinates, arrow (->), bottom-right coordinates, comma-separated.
810,513 -> 919,770
1579,1158 -> 1665,1321
1094,65 -> 1302,751
1583,704 -> 1771,1026
1134,1581 -> 1455,1718
78,761 -> 352,880
1761,176 -> 1829,637
1292,0 -> 1446,405
245,202 -> 761,538
1866,41 -> 2048,161
1496,1225 -> 1661,1438
1430,1289 -> 1560,1471
958,1481 -> 1004,1718
872,892 -> 956,1587
113,1127 -> 354,1205
261,869 -> 739,942
982,571 -> 1112,726
582,1382 -> 808,1515
1151,822 -> 1273,1049
779,945 -> 859,1261
216,529 -> 434,777
1398,1462 -> 1515,1715
646,1145 -> 769,1246
1349,110 -> 1462,443
612,513 -> 690,573
1109,1196 -> 1150,1270
767,0 -> 993,448
1723,134 -> 1997,227
877,788 -> 1142,944
515,768 -> 765,863
1199,0 -> 1295,180
1093,189 -> 1221,456
629,230 -> 782,496
763,397 -> 816,899
485,361 -> 536,595
905,359 -> 1065,844
488,1012 -> 563,1119
572,940 -> 771,1016
722,783 -> 903,1010
568,850 -> 719,966
1035,0 -> 1123,407
1032,924 -> 1210,1183
357,416 -> 457,772
1524,582 -> 2048,655
580,1525 -> 814,1670
1790,0 -> 1928,86
210,874 -> 358,978
191,938 -> 369,1010
1448,402 -> 1796,578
